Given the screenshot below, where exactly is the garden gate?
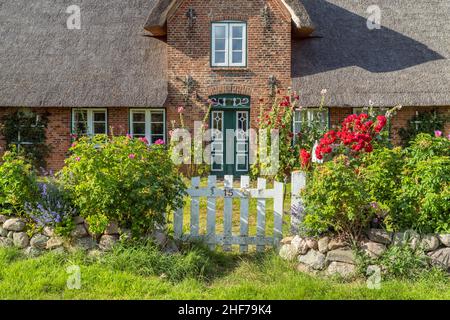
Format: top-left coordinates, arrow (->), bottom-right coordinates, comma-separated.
173,172 -> 306,252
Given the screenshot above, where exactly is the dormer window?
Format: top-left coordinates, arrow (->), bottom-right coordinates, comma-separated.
211,22 -> 247,67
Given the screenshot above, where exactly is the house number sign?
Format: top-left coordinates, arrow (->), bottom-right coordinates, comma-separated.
210,94 -> 251,109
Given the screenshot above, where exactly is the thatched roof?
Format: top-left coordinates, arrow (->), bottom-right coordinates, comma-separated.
144,0 -> 314,36
293,0 -> 450,107
0,0 -> 167,108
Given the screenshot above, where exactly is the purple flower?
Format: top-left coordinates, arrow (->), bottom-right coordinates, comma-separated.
128,153 -> 136,159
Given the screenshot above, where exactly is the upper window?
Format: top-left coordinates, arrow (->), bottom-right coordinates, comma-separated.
293,109 -> 329,138
72,109 -> 107,136
211,22 -> 247,67
130,109 -> 165,144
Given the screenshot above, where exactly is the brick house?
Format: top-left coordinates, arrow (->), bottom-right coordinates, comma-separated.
0,0 -> 449,174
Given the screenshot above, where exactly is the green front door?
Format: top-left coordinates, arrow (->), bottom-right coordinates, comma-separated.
210,95 -> 250,176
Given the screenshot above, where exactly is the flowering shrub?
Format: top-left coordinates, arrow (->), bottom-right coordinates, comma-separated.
302,155 -> 375,240
0,149 -> 38,215
24,179 -> 77,236
305,113 -> 388,164
390,134 -> 450,233
60,135 -> 186,235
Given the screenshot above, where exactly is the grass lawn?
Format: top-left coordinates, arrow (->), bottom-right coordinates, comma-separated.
0,245 -> 448,300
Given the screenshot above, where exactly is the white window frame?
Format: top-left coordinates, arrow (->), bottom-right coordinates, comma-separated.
130,109 -> 166,144
211,22 -> 247,67
293,108 -> 329,139
72,108 -> 108,136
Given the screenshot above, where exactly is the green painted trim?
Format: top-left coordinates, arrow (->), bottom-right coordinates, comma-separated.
210,21 -> 248,68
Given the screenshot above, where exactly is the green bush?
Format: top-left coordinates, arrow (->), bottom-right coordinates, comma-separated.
361,147 -> 404,220
0,149 -> 38,215
59,135 -> 186,235
302,155 -> 375,240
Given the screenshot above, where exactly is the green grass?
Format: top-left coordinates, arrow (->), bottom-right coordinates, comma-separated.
0,244 -> 448,300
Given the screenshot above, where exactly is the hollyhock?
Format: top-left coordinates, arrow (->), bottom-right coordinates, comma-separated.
300,149 -> 311,169
177,106 -> 185,114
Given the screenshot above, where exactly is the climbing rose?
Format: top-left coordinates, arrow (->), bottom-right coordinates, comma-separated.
300,149 -> 311,169
435,130 -> 443,137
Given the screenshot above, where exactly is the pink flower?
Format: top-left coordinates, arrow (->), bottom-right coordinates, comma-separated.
126,134 -> 132,139
75,157 -> 81,162
71,142 -> 77,148
448,134 -> 450,140
435,130 -> 443,137
169,130 -> 174,137
128,154 -> 136,159
177,106 -> 185,114
155,139 -> 165,145
139,137 -> 149,144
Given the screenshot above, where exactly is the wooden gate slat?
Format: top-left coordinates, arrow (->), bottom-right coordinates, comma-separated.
206,175 -> 217,250
239,175 -> 250,253
223,175 -> 234,252
291,171 -> 306,235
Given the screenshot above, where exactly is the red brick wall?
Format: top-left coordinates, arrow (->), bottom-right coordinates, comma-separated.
165,0 -> 292,129
0,107 -> 132,172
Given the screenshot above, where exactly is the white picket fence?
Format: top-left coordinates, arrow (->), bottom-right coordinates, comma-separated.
173,172 -> 307,252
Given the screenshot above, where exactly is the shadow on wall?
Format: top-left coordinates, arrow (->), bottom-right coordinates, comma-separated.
292,0 -> 445,77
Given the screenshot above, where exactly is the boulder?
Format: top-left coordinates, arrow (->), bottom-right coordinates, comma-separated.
326,249 -> 356,265
73,216 -> 85,225
361,241 -> 386,258
318,237 -> 330,254
421,235 -> 440,252
279,244 -> 298,261
99,235 -> 119,251
70,224 -> 88,238
87,249 -> 104,258
328,238 -> 346,251
281,236 -> 294,245
438,234 -> 450,247
393,230 -> 420,249
291,235 -> 309,255
305,238 -> 318,250
3,218 -> 26,232
71,237 -> 97,251
0,227 -> 8,237
13,232 -> 29,248
7,231 -> 13,239
0,238 -> 13,248
46,237 -> 64,250
428,248 -> 450,270
367,229 -> 392,245
150,230 -> 168,247
163,239 -> 180,254
298,249 -> 327,270
104,221 -> 119,235
0,215 -> 9,224
326,261 -> 356,278
297,263 -> 315,274
42,226 -> 55,237
30,234 -> 49,249
24,247 -> 43,258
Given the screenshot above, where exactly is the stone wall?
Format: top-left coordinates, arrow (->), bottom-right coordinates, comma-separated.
279,229 -> 450,277
0,215 -> 178,257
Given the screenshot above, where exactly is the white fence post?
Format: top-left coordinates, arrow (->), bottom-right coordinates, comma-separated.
239,176 -> 250,253
273,181 -> 284,246
190,177 -> 201,238
223,175 -> 234,251
291,171 -> 306,235
256,178 -> 267,252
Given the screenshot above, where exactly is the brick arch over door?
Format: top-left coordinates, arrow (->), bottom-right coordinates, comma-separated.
206,85 -> 254,98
